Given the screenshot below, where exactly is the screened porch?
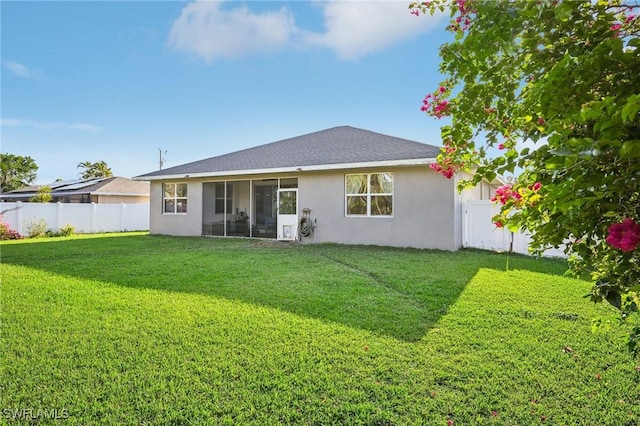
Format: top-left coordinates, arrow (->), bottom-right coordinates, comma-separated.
202,178 -> 298,239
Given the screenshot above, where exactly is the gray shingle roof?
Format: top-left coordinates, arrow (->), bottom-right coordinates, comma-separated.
1,177 -> 149,199
136,126 -> 441,179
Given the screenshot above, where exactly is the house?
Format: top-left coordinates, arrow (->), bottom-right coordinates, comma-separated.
0,177 -> 150,204
134,126 -> 495,250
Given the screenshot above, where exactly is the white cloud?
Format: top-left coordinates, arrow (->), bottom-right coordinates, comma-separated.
167,1 -> 300,62
3,61 -> 46,79
1,118 -> 102,133
308,0 -> 444,60
167,1 -> 444,62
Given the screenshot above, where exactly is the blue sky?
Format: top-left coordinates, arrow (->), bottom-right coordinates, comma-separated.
2,1 -> 452,184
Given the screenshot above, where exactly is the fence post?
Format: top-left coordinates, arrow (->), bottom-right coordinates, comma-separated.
57,202 -> 63,231
16,201 -> 23,235
120,203 -> 126,231
145,203 -> 150,231
463,201 -> 468,248
91,203 -> 97,233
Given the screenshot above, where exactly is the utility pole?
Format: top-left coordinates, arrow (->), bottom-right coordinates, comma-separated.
159,149 -> 167,170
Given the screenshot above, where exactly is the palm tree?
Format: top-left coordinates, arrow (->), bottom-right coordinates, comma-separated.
30,186 -> 52,202
77,161 -> 113,179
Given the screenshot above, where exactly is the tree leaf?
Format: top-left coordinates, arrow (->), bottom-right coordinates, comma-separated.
621,96 -> 640,122
554,3 -> 573,22
619,140 -> 640,158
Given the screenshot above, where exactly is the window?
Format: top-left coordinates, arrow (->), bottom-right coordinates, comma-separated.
214,183 -> 232,214
345,173 -> 393,217
278,190 -> 297,215
163,183 -> 187,214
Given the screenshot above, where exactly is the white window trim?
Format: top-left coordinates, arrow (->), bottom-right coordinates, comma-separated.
163,182 -> 188,215
345,172 -> 394,218
214,182 -> 232,215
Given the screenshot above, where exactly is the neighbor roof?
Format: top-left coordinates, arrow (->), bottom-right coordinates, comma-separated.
135,126 -> 441,180
0,177 -> 149,200
81,177 -> 150,196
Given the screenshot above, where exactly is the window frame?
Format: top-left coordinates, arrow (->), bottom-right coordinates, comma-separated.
162,182 -> 188,215
214,183 -> 233,214
345,172 -> 394,218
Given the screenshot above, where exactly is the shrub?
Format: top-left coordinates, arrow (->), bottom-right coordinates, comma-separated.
24,219 -> 48,238
0,221 -> 23,240
60,224 -> 74,237
45,224 -> 75,238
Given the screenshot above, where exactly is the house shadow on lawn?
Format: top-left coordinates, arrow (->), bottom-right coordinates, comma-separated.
1,234 -> 569,342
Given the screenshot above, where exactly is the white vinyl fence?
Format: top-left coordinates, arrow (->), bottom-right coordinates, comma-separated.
463,200 -> 566,258
0,202 -> 149,235
2,200 -> 564,255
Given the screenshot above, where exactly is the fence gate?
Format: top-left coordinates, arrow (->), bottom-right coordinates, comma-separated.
463,200 -> 566,258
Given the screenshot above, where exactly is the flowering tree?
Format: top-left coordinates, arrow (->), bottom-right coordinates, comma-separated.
410,0 -> 640,353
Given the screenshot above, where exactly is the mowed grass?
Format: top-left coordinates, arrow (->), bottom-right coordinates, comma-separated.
1,233 -> 638,425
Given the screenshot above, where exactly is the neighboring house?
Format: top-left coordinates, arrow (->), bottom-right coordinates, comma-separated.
134,126 -> 495,250
0,177 -> 150,204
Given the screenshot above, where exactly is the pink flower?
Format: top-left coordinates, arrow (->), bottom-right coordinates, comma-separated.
625,15 -> 636,23
537,117 -> 545,125
432,99 -> 450,118
498,143 -> 505,150
494,221 -> 503,228
606,218 -> 640,252
493,184 -> 515,204
611,23 -> 622,31
410,9 -> 420,16
439,86 -> 446,94
531,182 -> 542,191
430,163 -> 454,179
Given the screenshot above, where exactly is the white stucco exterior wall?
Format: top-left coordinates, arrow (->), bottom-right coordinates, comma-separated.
146,167 -> 493,250
298,166 -> 458,250
149,180 -> 203,236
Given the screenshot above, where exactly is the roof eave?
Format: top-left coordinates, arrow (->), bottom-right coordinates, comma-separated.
90,192 -> 150,197
0,192 -> 81,199
133,158 -> 437,181
1,190 -> 149,199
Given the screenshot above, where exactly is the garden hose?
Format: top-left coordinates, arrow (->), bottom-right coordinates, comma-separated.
298,217 -> 313,239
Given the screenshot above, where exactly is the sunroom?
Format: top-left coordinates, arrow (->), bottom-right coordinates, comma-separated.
201,177 -> 298,240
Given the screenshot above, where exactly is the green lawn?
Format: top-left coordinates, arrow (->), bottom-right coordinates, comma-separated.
1,233 -> 638,424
